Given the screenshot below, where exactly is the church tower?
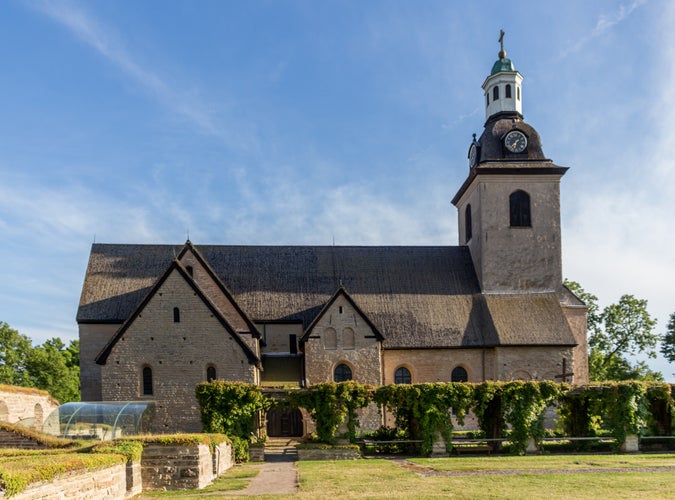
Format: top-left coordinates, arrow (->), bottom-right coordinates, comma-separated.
452,32 -> 568,293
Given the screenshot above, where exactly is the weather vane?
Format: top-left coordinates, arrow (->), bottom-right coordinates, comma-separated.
498,29 -> 506,59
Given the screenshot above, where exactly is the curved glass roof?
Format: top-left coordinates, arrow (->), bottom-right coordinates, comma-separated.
43,401 -> 155,440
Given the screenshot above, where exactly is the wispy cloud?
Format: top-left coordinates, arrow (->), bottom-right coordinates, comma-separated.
561,0 -> 647,57
26,0 -> 252,149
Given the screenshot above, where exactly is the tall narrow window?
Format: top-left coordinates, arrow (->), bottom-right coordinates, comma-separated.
173,307 -> 180,323
486,93 -> 489,106
465,204 -> 472,242
289,334 -> 297,354
509,190 -> 531,227
334,363 -> 352,382
517,86 -> 521,101
394,367 -> 412,384
206,366 -> 216,382
142,366 -> 153,395
186,266 -> 194,277
493,86 -> 499,100
505,84 -> 512,98
451,366 -> 468,382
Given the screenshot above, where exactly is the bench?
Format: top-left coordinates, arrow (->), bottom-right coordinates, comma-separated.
451,438 -> 502,455
359,439 -> 423,454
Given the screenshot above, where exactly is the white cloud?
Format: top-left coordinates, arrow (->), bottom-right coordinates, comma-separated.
27,0 -> 256,151
561,0 -> 647,57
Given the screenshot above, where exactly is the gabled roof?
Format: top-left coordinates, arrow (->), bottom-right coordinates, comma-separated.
301,286 -> 385,343
79,244 -> 576,349
95,259 -> 260,365
177,241 -> 261,339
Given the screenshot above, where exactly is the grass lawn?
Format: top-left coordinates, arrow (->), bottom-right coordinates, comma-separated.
136,454 -> 675,499
412,453 -> 675,471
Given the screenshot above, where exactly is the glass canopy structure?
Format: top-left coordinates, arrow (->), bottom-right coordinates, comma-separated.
43,401 -> 155,440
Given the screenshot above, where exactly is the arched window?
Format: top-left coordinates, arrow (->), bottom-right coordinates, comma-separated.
324,328 -> 337,350
142,366 -> 153,396
493,86 -> 499,100
342,328 -> 355,349
486,93 -> 489,106
451,366 -> 468,382
509,190 -> 531,227
334,363 -> 352,382
465,204 -> 472,242
394,367 -> 412,384
505,84 -> 512,98
206,366 -> 216,382
173,307 -> 180,323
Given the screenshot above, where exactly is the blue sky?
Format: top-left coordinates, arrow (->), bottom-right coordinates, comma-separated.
1,0 -> 673,380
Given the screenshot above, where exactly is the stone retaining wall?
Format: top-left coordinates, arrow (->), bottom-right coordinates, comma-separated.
297,446 -> 361,460
0,463 -> 127,500
141,443 -> 214,491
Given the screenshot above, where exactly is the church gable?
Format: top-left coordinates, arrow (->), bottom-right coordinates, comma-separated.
302,287 -> 382,386
177,241 -> 261,353
96,260 -> 259,366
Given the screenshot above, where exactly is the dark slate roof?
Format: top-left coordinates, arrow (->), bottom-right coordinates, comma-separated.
78,243 -> 576,348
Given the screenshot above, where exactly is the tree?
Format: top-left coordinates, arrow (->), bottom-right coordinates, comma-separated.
661,312 -> 675,364
564,281 -> 661,381
0,322 -> 33,385
25,338 -> 80,403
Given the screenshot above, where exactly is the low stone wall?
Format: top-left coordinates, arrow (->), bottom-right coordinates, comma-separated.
213,442 -> 234,476
141,443 -> 214,491
1,463 -> 127,500
0,386 -> 59,432
297,446 -> 361,460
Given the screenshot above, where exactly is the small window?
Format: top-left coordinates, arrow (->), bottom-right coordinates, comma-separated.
394,367 -> 412,384
186,266 -> 194,277
486,93 -> 489,106
509,190 -> 531,227
173,307 -> 180,323
451,366 -> 468,383
517,86 -> 521,101
290,334 -> 297,354
334,363 -> 352,382
493,86 -> 499,100
206,366 -> 216,382
324,328 -> 337,350
338,306 -> 343,314
142,366 -> 153,395
505,84 -> 512,98
465,204 -> 472,242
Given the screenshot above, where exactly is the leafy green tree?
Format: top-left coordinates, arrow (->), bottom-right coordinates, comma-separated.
661,312 -> 675,364
25,338 -> 80,403
564,281 -> 660,381
0,322 -> 33,385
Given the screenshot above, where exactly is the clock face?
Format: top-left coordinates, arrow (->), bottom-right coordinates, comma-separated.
468,143 -> 477,167
504,130 -> 527,153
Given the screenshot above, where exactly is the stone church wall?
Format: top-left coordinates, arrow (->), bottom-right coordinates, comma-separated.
303,295 -> 382,387
494,346 -> 574,381
79,323 -> 118,401
383,348 -> 485,384
100,270 -> 258,433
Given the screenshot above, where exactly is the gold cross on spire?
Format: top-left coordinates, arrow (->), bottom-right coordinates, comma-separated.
498,29 -> 506,59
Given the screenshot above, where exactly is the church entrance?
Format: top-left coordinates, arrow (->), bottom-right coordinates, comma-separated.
266,408 -> 303,437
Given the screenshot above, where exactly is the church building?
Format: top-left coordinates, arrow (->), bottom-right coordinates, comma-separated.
77,40 -> 588,434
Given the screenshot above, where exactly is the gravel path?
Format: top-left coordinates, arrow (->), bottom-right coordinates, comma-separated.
228,444 -> 298,496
